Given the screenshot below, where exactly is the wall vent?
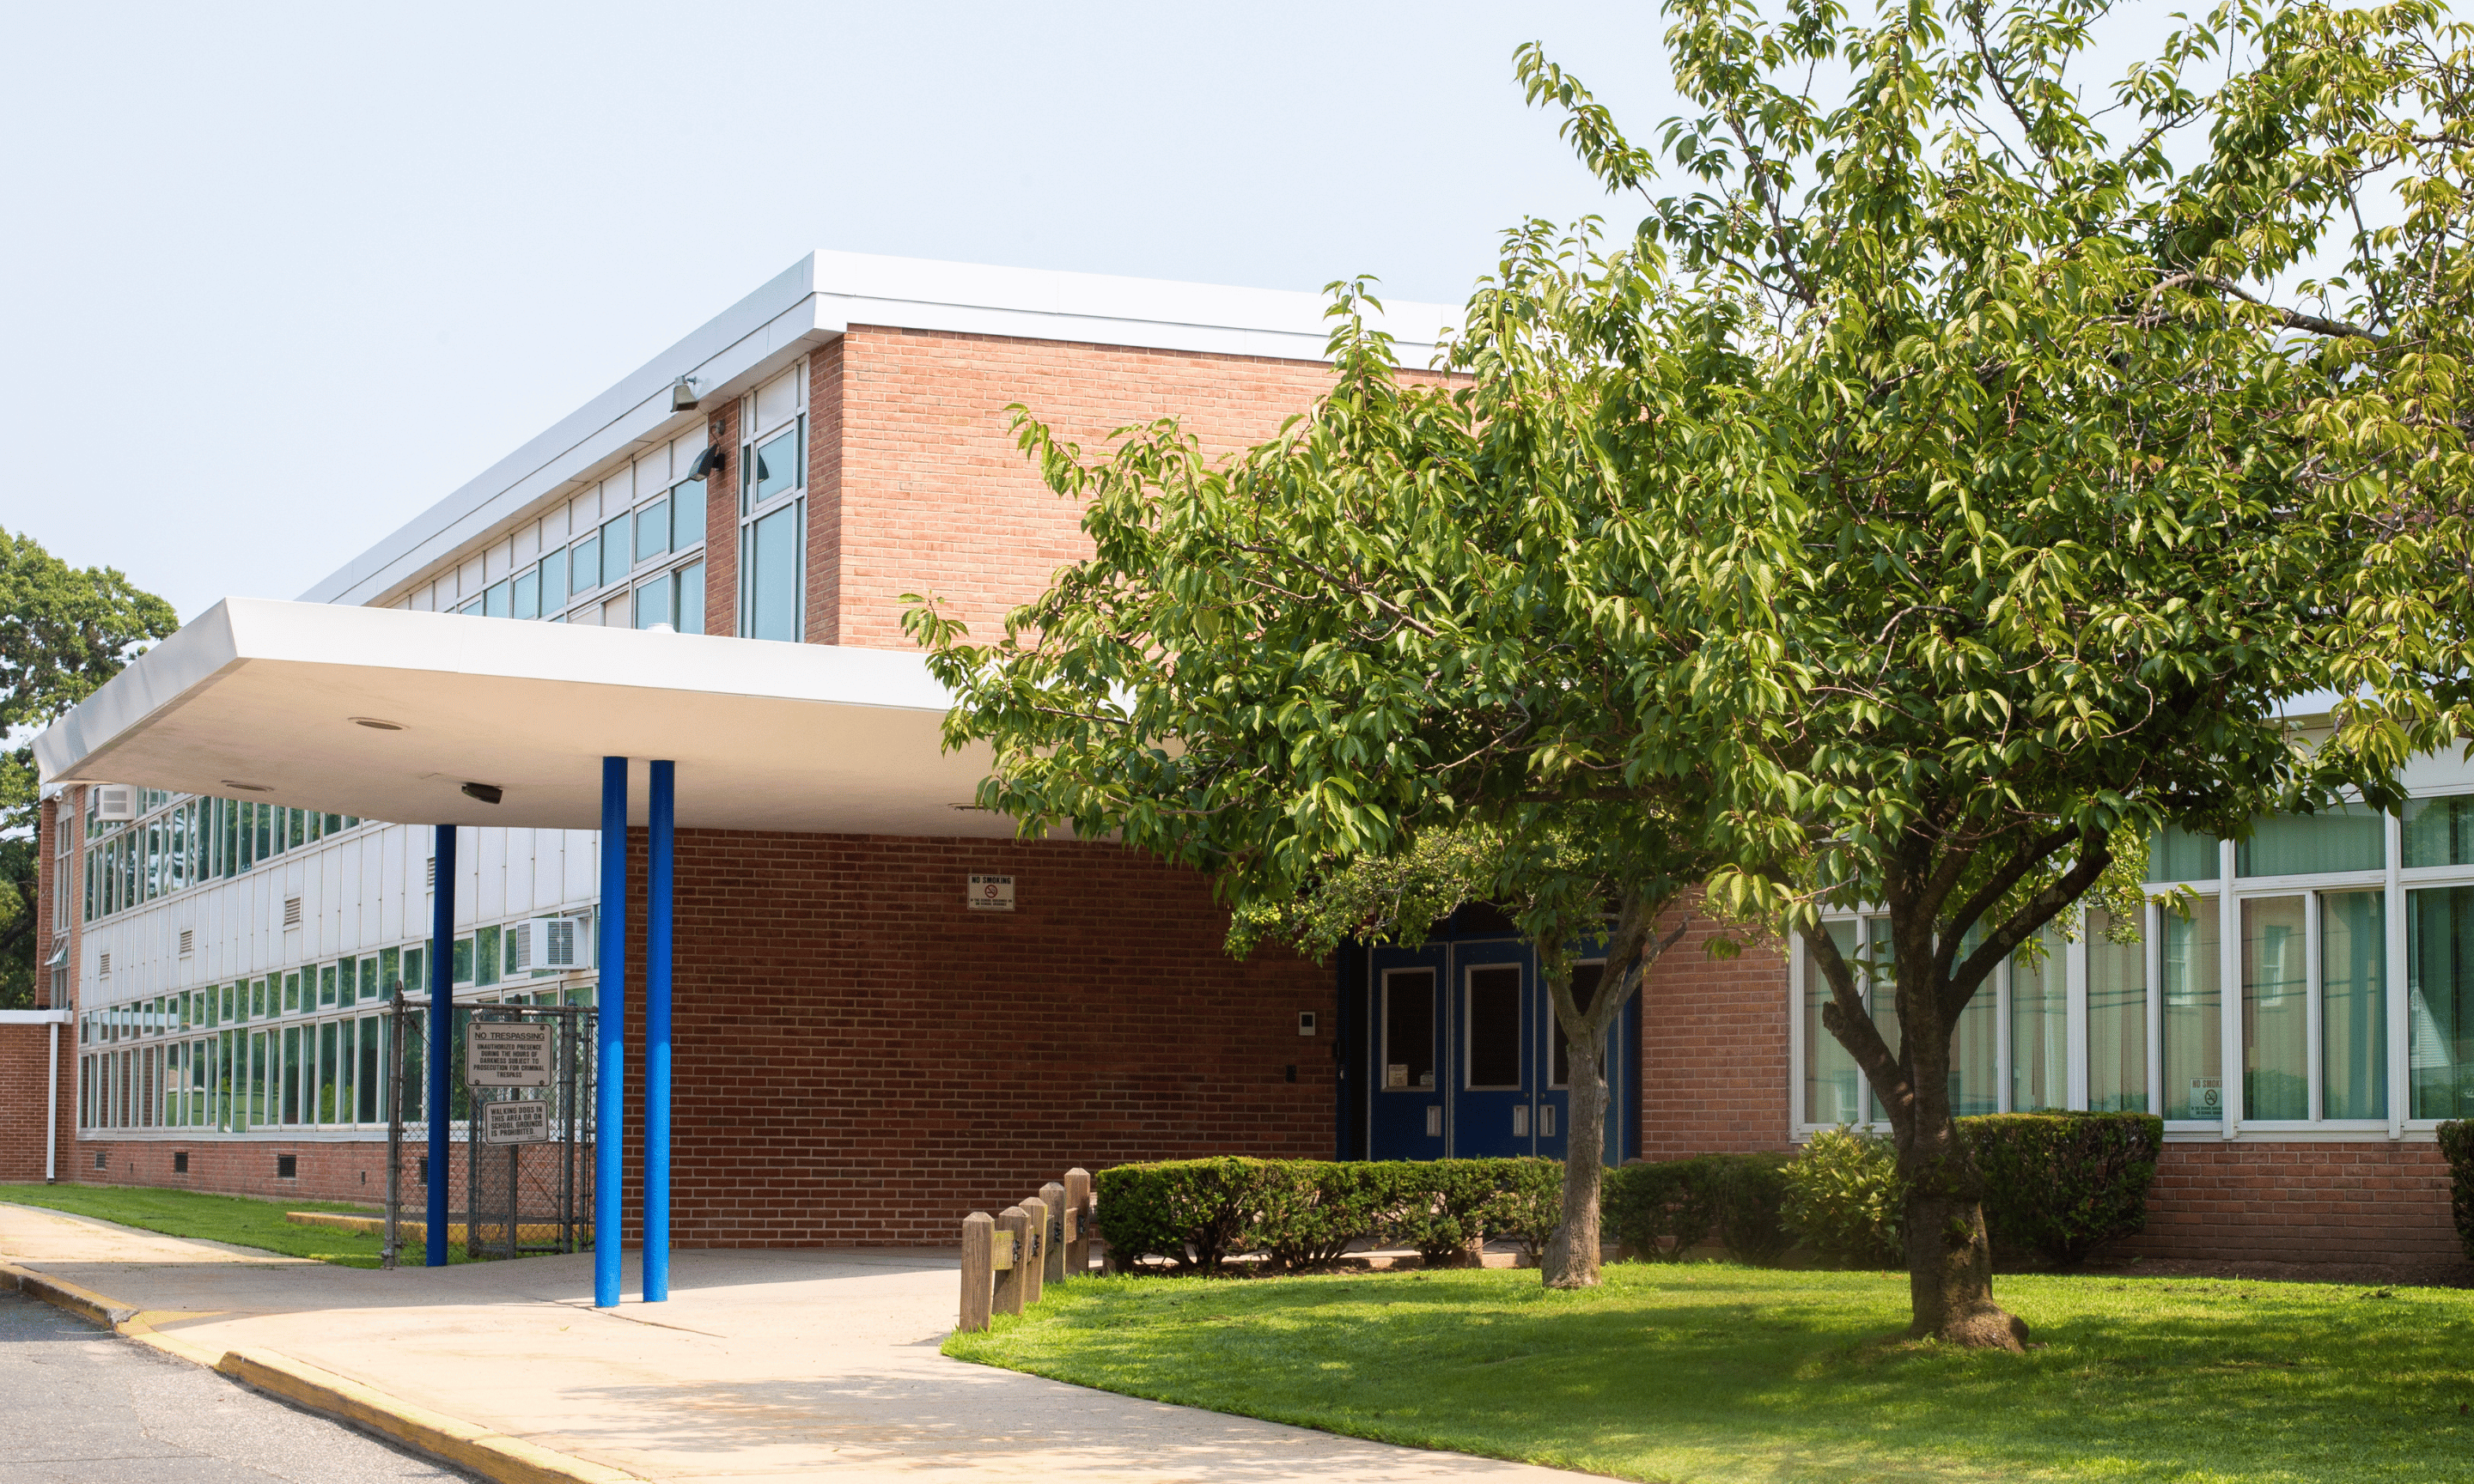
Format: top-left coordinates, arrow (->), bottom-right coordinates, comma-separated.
508,916 -> 592,973
178,929 -> 194,957
276,1154 -> 298,1179
98,952 -> 110,976
173,1151 -> 189,1174
283,897 -> 302,928
425,857 -> 436,891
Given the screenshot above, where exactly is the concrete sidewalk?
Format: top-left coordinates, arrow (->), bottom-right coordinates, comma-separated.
0,1202 -> 1588,1483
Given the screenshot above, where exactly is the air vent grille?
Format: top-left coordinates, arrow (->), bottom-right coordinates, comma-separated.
98,952 -> 111,976
178,929 -> 194,957
283,897 -> 303,928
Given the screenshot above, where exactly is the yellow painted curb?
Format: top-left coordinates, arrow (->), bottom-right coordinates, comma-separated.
218,1350 -> 641,1484
2,1259 -> 639,1484
285,1211 -> 579,1245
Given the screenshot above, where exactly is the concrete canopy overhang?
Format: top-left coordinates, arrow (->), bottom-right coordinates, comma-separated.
34,597 -> 1021,835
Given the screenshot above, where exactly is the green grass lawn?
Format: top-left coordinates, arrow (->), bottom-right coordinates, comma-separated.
0,1183 -> 438,1268
946,1263 -> 2474,1483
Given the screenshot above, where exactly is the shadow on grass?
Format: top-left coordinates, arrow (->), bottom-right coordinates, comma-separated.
946,1266 -> 2474,1484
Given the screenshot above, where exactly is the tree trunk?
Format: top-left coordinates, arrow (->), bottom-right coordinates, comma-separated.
1540,1031 -> 1607,1289
1892,1034 -> 2025,1351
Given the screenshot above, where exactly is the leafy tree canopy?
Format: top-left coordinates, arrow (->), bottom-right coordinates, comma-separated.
0,526 -> 177,1007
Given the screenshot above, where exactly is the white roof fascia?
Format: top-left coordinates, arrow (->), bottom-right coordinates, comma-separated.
306,251 -> 1457,612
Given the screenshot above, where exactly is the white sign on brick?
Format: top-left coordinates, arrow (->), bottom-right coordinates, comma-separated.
968,874 -> 1015,912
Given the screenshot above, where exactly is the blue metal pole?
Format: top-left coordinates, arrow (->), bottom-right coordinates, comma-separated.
645,759 -> 673,1303
595,757 -> 627,1307
427,824 -> 455,1268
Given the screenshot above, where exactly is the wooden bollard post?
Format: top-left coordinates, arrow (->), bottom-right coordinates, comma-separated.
1039,1181 -> 1068,1286
1019,1195 -> 1049,1307
960,1211 -> 995,1334
993,1206 -> 1031,1317
1064,1168 -> 1093,1274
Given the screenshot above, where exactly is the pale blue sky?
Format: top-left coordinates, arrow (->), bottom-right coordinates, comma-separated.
0,1 -> 1683,620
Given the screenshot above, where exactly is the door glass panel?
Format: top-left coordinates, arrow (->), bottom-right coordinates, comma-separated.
2321,890 -> 2386,1119
1381,969 -> 1436,1091
1465,966 -> 1522,1090
2162,901 -> 2222,1118
2242,896 -> 2309,1119
1804,921 -> 1862,1125
2009,925 -> 2067,1111
2087,907 -> 2149,1111
2409,886 -> 2474,1118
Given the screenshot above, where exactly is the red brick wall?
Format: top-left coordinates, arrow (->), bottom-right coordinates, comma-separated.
826,327 -> 1414,651
70,1135 -> 389,1201
701,402 -> 738,639
0,1025 -> 64,1182
1638,913 -> 1793,1158
611,828 -> 1334,1246
805,338 -> 845,644
2119,1140 -> 2461,1266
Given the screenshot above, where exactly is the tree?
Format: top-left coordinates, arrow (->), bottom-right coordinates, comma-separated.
906,268 -> 1785,1287
1509,0 -> 2474,1345
0,526 -> 177,1007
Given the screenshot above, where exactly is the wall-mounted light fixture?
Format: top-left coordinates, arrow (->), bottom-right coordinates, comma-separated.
689,444 -> 725,479
460,782 -> 503,805
671,375 -> 702,412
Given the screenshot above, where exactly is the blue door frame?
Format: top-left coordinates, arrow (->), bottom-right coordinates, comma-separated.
1342,912 -> 1639,1164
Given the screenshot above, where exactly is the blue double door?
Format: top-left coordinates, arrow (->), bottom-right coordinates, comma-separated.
1362,936 -> 1631,1163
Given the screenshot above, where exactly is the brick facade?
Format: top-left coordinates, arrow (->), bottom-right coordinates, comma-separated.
2120,1140 -> 2461,1267
1639,913 -> 1792,1158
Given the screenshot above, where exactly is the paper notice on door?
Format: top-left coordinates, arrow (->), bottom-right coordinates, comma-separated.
1386,1064 -> 1408,1089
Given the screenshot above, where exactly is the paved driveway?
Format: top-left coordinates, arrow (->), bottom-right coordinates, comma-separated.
0,1202 -> 1589,1483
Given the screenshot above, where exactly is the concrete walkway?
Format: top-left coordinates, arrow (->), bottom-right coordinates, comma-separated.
0,1203 -> 1588,1483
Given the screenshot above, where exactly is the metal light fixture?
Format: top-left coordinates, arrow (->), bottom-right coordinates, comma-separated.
350,716 -> 405,731
220,780 -> 271,793
460,782 -> 503,805
689,444 -> 724,479
670,375 -> 701,412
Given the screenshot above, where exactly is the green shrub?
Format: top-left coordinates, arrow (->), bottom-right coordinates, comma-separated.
1374,1159 -> 1513,1267
1782,1128 -> 1905,1268
1091,1158 -> 1271,1273
1967,1111 -> 2162,1266
1248,1161 -> 1385,1271
1483,1157 -> 1568,1262
1707,1152 -> 1795,1265
2440,1121 -> 2474,1263
1601,1157 -> 1716,1261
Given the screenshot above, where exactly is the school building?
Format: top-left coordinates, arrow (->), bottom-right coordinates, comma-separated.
12,252 -> 2468,1274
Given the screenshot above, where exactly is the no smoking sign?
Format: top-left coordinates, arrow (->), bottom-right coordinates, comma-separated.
968,874 -> 1015,912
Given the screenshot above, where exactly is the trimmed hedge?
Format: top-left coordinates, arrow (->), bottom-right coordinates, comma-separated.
2441,1121 -> 2474,1263
1090,1157 -> 1570,1272
1600,1153 -> 1794,1264
1777,1112 -> 2162,1269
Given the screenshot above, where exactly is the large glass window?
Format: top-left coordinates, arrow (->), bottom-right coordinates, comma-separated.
2009,925 -> 2067,1111
2087,907 -> 2148,1111
634,575 -> 673,630
484,580 -> 511,619
751,426 -> 801,507
672,477 -> 706,548
676,561 -> 704,636
2404,796 -> 2474,867
600,515 -> 630,589
512,569 -> 539,621
2242,897 -> 2310,1119
570,531 -> 600,595
746,504 -> 800,642
2322,890 -> 2386,1119
637,496 -> 670,564
2409,885 -> 2474,1118
1802,921 -> 1862,1125
539,550 -> 568,612
2162,901 -> 2222,1119
2239,805 -> 2385,878
2151,825 -> 2221,883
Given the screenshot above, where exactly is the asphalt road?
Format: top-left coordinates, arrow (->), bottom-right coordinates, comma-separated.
0,1289 -> 472,1483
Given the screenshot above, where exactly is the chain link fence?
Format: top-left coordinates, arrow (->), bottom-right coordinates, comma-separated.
384,998 -> 595,1263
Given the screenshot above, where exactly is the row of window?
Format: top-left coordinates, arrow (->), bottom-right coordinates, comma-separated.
76,988 -> 595,1137
85,797 -> 365,923
1804,885 -> 2474,1128
2151,797 -> 2474,881
454,476 -> 708,626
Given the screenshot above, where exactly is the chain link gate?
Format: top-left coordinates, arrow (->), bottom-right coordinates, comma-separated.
384,999 -> 595,1265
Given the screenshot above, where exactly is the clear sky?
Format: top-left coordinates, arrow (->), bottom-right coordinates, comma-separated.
0,1 -> 1691,622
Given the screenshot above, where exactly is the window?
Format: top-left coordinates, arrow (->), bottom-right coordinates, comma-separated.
539,550 -> 568,611
2239,805 -> 2385,878
2241,897 -> 2309,1118
676,561 -> 704,636
1381,968 -> 1436,1090
637,496 -> 669,564
1551,963 -> 1606,1087
2150,825 -> 2221,883
2404,796 -> 2474,867
2322,890 -> 2386,1120
2409,886 -> 2474,1118
1464,965 -> 1522,1090
2010,926 -> 2067,1111
634,575 -> 673,629
571,531 -> 600,594
512,569 -> 539,620
1803,922 -> 1862,1124
2087,907 -> 2148,1111
484,580 -> 511,619
745,504 -> 800,642
2161,902 -> 2222,1119
671,477 -> 706,549
600,515 -> 631,589
749,427 -> 800,507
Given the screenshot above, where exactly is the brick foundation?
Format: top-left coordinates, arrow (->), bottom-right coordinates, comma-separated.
2118,1139 -> 2462,1267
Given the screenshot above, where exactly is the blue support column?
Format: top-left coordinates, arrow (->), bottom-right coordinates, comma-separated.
595,757 -> 628,1308
645,759 -> 673,1302
427,824 -> 456,1268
